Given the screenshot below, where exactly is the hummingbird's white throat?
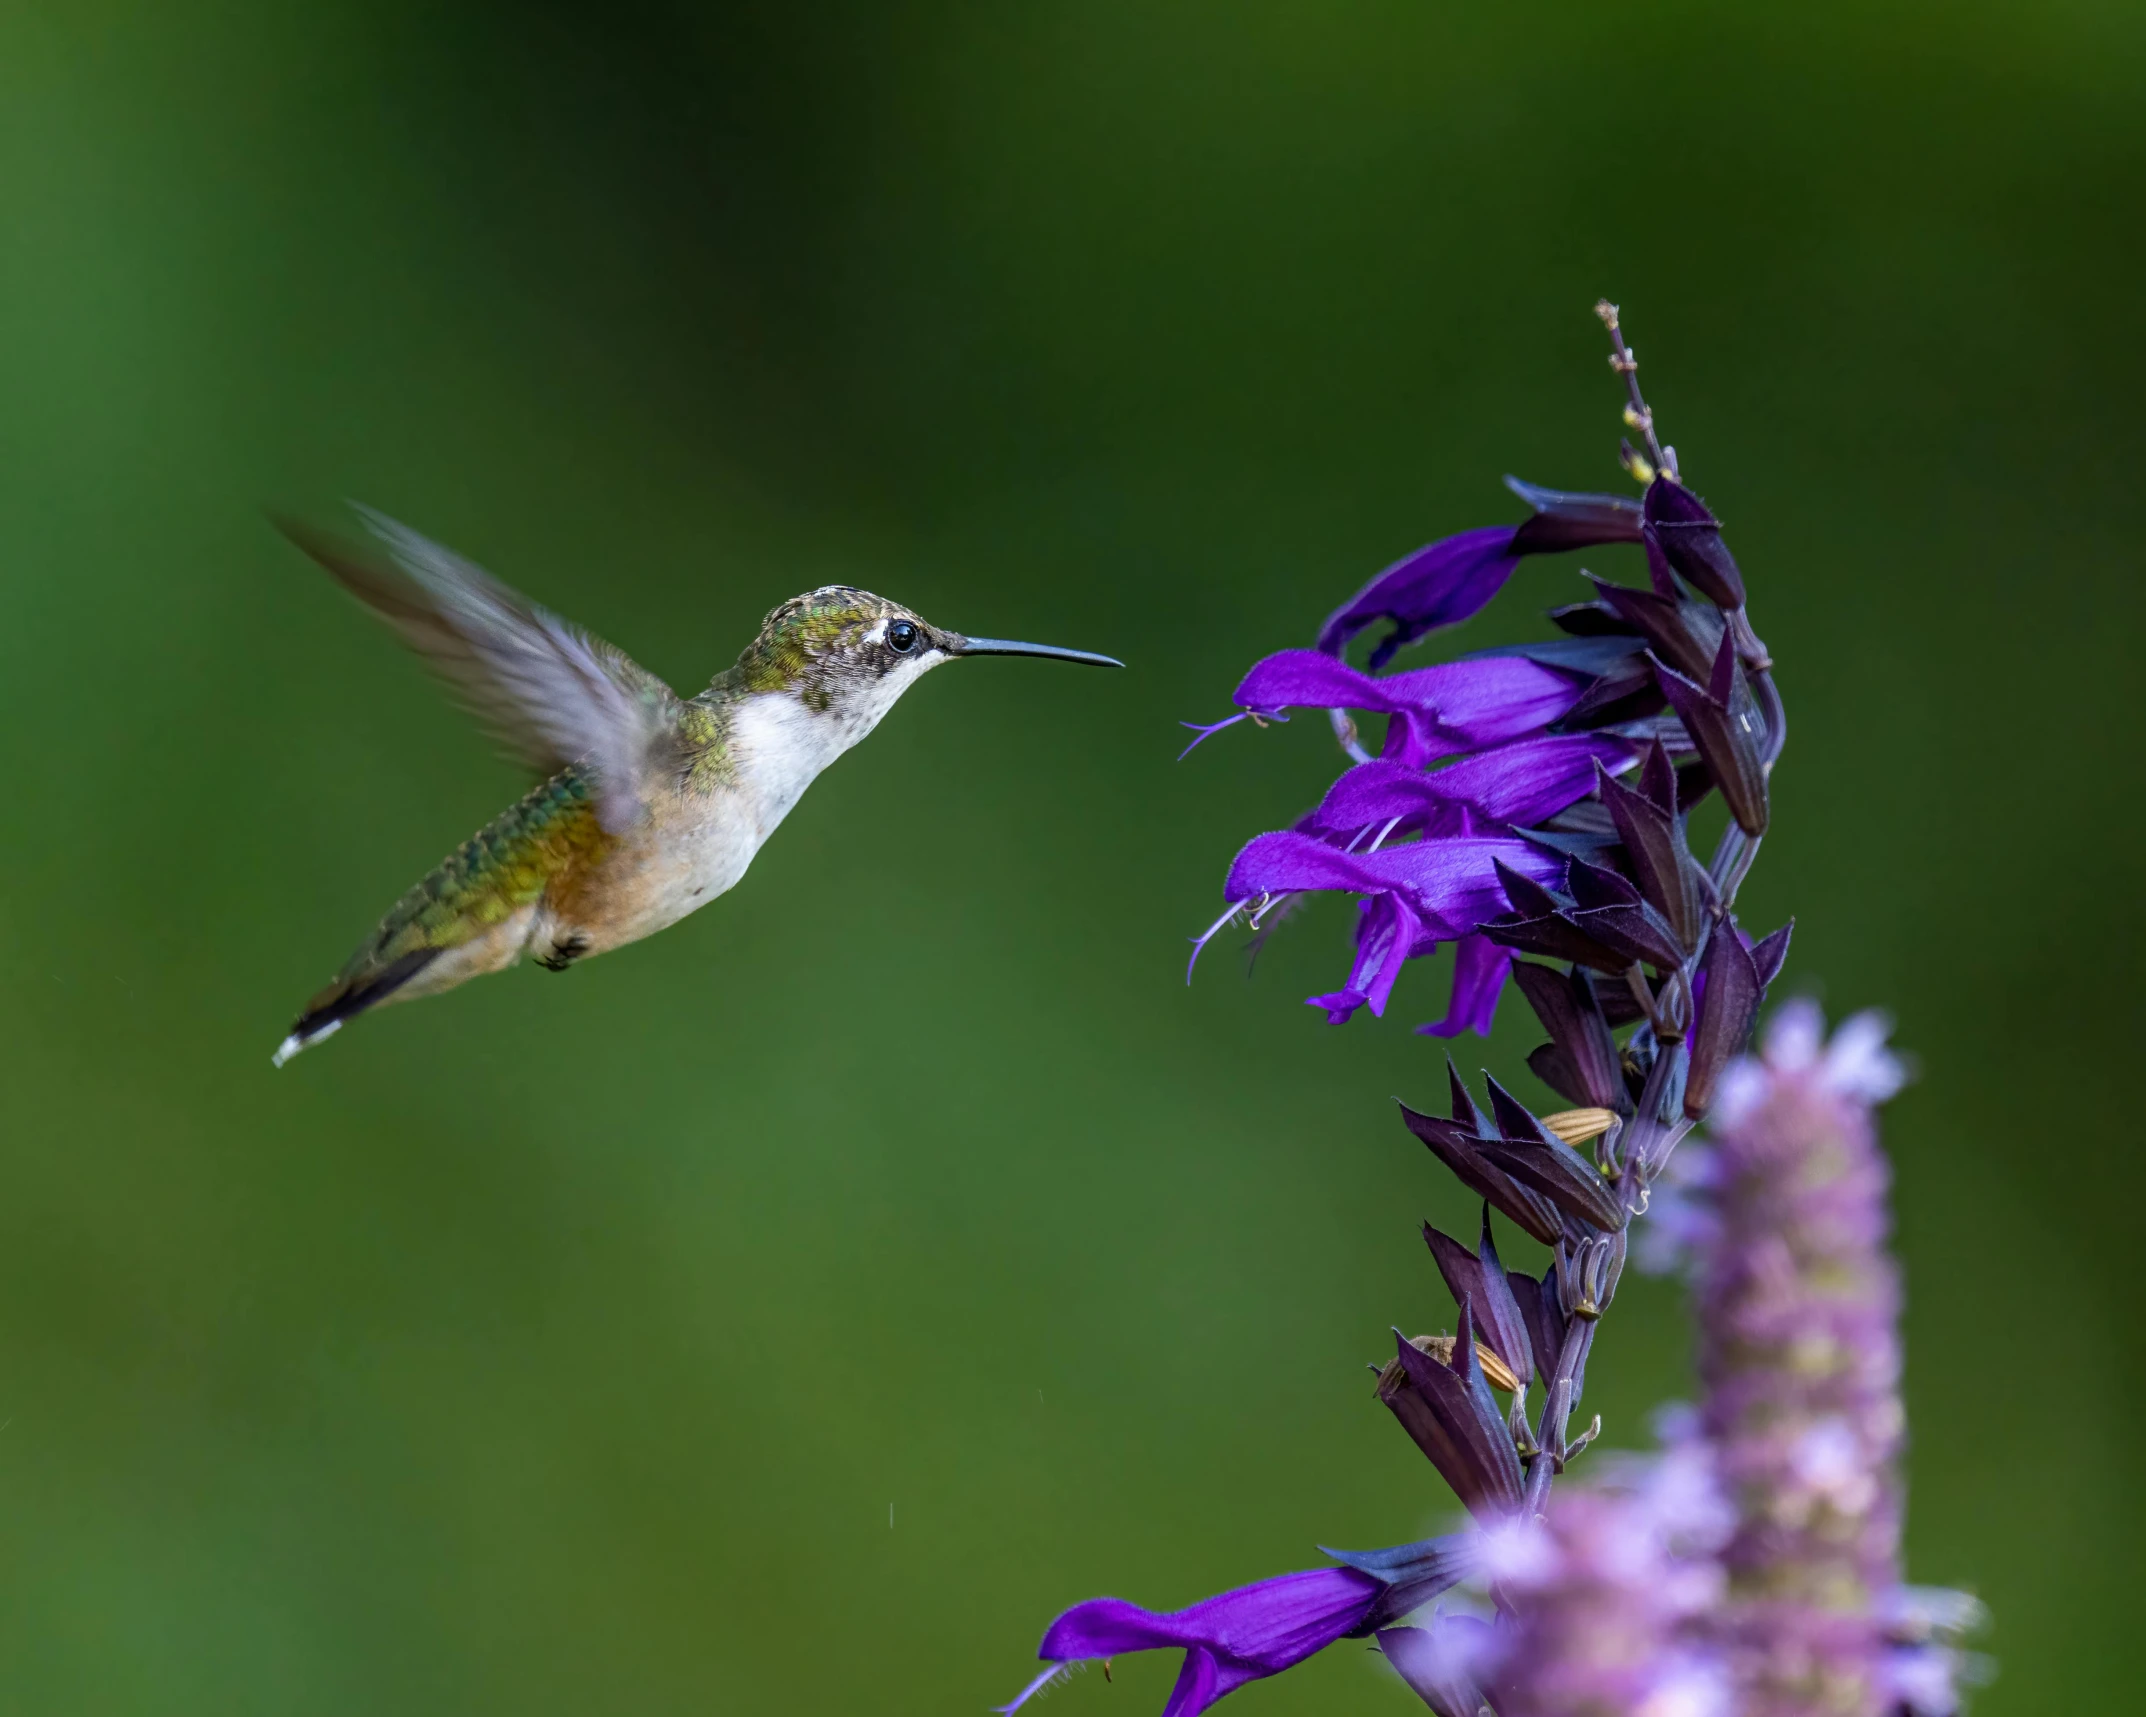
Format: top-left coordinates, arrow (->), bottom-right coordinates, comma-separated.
729,650 -> 946,832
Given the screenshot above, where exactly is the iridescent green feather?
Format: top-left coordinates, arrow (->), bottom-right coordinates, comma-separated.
299,768 -> 611,1024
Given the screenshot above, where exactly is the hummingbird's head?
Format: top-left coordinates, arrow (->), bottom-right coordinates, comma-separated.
735,585 -> 1120,737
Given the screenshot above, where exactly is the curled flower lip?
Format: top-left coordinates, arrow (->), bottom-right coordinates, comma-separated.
1315,482 -> 1645,669
1416,933 -> 1512,1039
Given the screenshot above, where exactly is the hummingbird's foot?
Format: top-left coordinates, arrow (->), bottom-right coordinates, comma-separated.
536,932 -> 592,973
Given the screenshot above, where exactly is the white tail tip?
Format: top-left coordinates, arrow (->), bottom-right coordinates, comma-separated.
270,1019 -> 339,1068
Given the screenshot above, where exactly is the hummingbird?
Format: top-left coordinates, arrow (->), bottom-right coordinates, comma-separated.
270,506 -> 1121,1067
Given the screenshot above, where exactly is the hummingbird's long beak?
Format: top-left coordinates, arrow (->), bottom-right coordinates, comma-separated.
950,635 -> 1124,668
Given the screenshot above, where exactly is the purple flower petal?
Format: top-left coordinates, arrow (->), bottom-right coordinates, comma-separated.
1229,652 -> 1584,770
1004,1567 -> 1385,1717
1416,933 -> 1512,1039
1306,892 -> 1426,1023
1315,526 -> 1521,666
1308,737 -> 1634,840
1316,484 -> 1649,668
1224,833 -> 1560,936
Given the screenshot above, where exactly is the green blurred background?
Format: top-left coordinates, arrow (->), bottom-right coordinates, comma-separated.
0,2 -> 2138,1711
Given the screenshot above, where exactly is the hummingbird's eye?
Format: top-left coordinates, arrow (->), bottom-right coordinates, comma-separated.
886,619 -> 921,655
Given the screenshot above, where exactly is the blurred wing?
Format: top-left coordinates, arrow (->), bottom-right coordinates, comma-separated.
281,505 -> 680,832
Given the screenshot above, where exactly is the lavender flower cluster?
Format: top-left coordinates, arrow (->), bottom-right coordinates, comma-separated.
999,309 -> 1981,1717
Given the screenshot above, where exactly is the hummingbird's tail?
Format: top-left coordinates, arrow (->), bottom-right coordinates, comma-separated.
271,949 -> 440,1068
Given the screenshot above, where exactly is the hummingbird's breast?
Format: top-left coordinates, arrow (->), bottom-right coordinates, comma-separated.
538,687 -> 855,957
544,787 -> 761,955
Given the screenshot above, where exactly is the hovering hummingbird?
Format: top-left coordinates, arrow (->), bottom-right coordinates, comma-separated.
271,506 -> 1121,1067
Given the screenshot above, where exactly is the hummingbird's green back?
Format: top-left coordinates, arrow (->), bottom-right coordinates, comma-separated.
294,767 -> 614,1037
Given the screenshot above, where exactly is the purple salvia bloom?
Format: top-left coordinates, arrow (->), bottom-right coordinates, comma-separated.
1697,1002 -> 1911,1717
1315,526 -> 1522,667
997,1567 -> 1385,1717
1211,832 -> 1561,1024
1220,831 -> 1562,931
1306,737 -> 1637,841
1220,650 -> 1585,770
1316,482 -> 1643,669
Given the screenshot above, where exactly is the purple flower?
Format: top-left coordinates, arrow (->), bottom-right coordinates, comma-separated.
997,1569 -> 1379,1717
1418,1432 -> 1734,1717
1003,1540 -> 1474,1717
1694,1004 -> 1914,1717
1316,482 -> 1643,669
1878,1587 -> 1991,1717
1204,831 -> 1562,1025
1418,933 -> 1512,1039
1316,526 -> 1522,668
1306,737 -> 1636,842
1218,650 -> 1586,770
